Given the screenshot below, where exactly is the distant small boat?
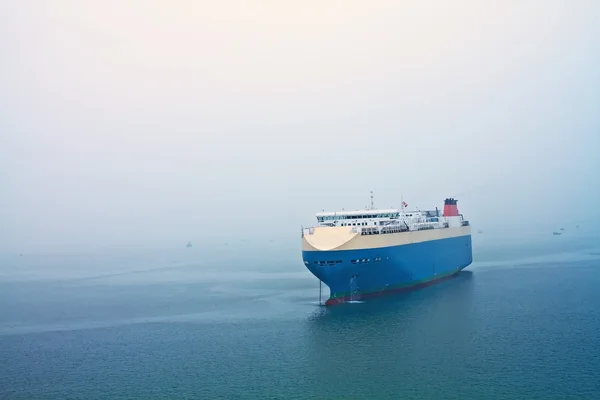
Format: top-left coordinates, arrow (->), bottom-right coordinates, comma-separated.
553,232 -> 562,236
576,225 -> 579,228
477,230 -> 483,234
560,228 -> 564,231
186,241 -> 192,248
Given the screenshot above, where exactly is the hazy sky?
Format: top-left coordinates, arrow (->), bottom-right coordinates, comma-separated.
2,1 -> 599,253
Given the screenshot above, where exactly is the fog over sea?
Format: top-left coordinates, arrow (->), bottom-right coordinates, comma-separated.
2,1 -> 600,398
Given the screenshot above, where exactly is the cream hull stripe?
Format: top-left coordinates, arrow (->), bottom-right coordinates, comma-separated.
302,226 -> 471,251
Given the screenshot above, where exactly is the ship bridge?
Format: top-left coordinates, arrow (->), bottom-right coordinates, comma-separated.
316,209 -> 399,222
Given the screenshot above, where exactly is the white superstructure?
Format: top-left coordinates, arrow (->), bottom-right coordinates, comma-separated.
305,206 -> 468,237
301,197 -> 470,252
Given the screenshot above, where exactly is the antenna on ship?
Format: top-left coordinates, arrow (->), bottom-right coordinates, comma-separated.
370,191 -> 374,210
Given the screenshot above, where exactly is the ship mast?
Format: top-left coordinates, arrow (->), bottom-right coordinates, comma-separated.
370,191 -> 374,210
401,191 -> 405,214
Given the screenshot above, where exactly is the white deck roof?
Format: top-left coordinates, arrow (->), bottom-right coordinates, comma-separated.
316,208 -> 399,217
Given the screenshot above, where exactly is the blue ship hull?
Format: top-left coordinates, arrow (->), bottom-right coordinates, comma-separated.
302,234 -> 473,305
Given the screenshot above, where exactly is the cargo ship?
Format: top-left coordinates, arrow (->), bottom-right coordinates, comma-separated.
301,197 -> 472,305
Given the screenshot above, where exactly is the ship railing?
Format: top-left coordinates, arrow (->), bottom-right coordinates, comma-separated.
307,224 -> 454,236
359,226 -> 409,235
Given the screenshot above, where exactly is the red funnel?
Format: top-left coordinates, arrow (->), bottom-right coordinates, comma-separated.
443,198 -> 459,217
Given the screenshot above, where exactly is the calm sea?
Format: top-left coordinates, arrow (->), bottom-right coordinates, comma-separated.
1,229 -> 600,399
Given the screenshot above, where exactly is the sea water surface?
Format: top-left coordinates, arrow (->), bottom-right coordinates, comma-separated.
1,229 -> 600,399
